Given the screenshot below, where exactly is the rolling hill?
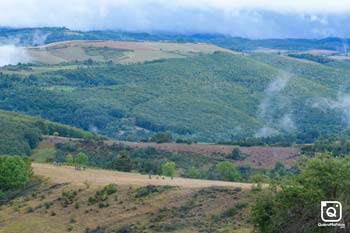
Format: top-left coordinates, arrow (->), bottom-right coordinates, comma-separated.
27,40 -> 235,64
0,110 -> 96,155
1,38 -> 350,142
0,176 -> 254,233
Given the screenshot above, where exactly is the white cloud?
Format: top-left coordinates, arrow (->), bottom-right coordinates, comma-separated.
1,0 -> 350,38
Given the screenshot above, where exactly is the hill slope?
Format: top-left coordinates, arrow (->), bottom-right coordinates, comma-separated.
1,41 -> 350,142
0,110 -> 95,155
0,178 -> 254,233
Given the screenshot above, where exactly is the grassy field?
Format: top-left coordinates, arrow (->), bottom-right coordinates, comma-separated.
0,165 -> 256,233
31,141 -> 56,163
33,163 -> 255,189
27,40 -> 235,64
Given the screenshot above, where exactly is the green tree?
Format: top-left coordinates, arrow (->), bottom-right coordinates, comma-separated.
186,166 -> 201,179
75,152 -> 88,168
111,151 -> 132,172
217,161 -> 241,181
86,58 -> 93,65
162,161 -> 176,177
0,156 -> 32,191
251,173 -> 268,184
252,154 -> 350,233
54,150 -> 65,163
66,153 -> 74,165
273,161 -> 286,177
238,164 -> 251,180
231,148 -> 242,160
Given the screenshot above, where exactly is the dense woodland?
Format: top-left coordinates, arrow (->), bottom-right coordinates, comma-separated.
1,51 -> 350,143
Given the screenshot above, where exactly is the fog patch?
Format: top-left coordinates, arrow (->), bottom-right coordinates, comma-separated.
88,125 -> 98,133
31,30 -> 49,46
0,44 -> 31,67
312,93 -> 350,127
265,75 -> 290,93
256,73 -> 296,137
277,114 -> 296,132
255,126 -> 279,137
0,31 -> 47,67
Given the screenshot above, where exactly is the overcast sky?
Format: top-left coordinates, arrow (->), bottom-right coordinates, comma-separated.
1,0 -> 350,38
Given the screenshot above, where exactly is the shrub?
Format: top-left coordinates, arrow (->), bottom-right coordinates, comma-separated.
185,167 -> 201,179
231,148 -> 242,160
88,184 -> 117,206
44,202 -> 51,209
26,206 -> 34,213
150,132 -> 172,143
98,201 -> 109,208
252,154 -> 350,233
135,185 -> 172,198
61,190 -> 77,207
103,184 -> 117,195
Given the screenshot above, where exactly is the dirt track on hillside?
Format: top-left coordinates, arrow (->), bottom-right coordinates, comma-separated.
33,163 -> 255,189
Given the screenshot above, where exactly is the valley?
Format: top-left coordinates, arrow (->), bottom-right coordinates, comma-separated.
1,26 -> 350,233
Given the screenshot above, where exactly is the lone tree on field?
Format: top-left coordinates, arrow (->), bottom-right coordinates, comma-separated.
66,154 -> 74,165
162,161 -> 176,179
75,152 -> 88,170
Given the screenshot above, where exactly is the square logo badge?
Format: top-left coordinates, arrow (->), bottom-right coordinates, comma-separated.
321,201 -> 342,223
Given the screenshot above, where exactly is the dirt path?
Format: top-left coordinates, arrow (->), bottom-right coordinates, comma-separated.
33,163 -> 255,189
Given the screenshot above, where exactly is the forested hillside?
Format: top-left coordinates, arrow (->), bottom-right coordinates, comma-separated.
0,110 -> 95,155
1,49 -> 350,142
